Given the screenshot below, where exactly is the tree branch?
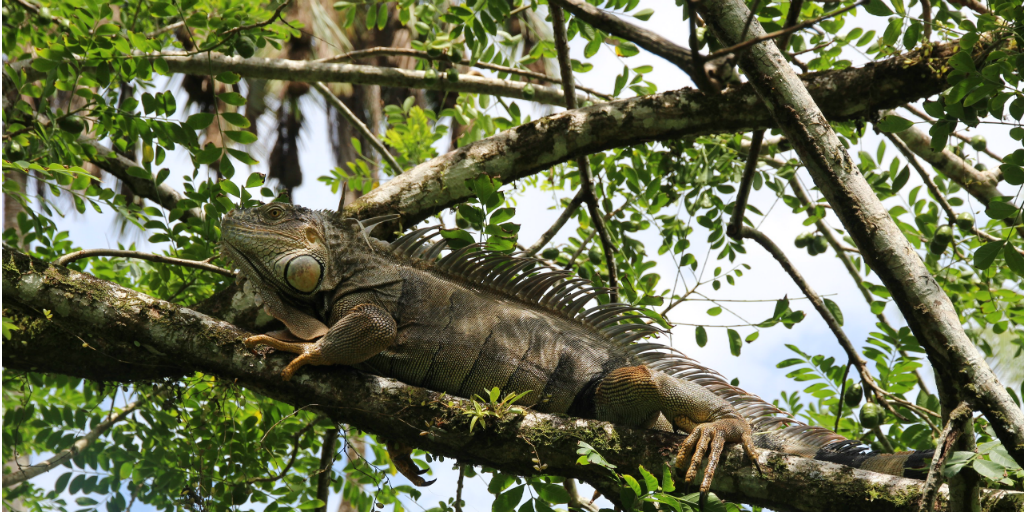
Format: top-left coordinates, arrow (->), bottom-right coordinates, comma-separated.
316,425 -> 339,512
550,2 -> 618,302
920,403 -> 972,512
56,249 -> 234,277
890,124 -> 1003,206
3,249 -> 1021,512
2,388 -> 160,487
340,37 -> 985,227
313,82 -> 403,176
697,0 -> 1024,466
522,192 -> 585,256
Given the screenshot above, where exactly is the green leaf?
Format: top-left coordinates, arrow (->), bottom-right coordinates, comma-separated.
493,485 -> 525,512
245,173 -> 265,188
973,459 -> 1007,481
889,0 -> 905,15
695,325 -> 707,347
944,451 -> 976,478
948,51 -> 977,74
639,465 -> 659,493
974,241 -> 1004,270
216,71 -> 241,84
870,301 -> 887,314
221,112 -> 251,128
632,8 -> 654,20
490,207 -> 515,224
195,144 -> 223,165
986,201 -> 1018,219
876,115 -> 913,133
728,329 -> 742,356
218,92 -> 246,106
707,307 -> 722,316
228,148 -> 259,165
31,58 -> 60,72
298,500 -> 326,510
862,0 -> 893,16
621,474 -> 642,497
54,472 -> 72,493
534,483 -> 569,504
891,165 -> 910,192
441,228 -> 476,250
824,298 -> 844,326
1004,244 -> 1024,278
1000,164 -> 1024,185
186,113 -> 216,130
661,465 -> 675,493
377,3 -> 388,30
225,130 -> 258,144
220,179 -> 240,197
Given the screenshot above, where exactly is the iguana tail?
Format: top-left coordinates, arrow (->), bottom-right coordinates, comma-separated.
641,349 -> 934,478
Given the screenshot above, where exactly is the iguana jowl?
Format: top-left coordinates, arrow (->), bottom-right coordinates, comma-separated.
221,203 -> 930,492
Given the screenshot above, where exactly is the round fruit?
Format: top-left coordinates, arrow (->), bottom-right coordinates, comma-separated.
794,232 -> 813,249
975,163 -> 987,171
4,141 -> 25,161
929,225 -> 953,254
588,247 -> 602,265
956,212 -> 975,231
521,83 -> 536,100
57,114 -> 85,133
446,69 -> 459,83
860,403 -> 885,428
423,68 -> 438,82
844,382 -> 863,408
235,36 -> 257,58
541,248 -> 560,260
812,236 -> 829,254
970,135 -> 987,151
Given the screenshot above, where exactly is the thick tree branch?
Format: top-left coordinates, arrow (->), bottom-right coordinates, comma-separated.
697,0 -> 1024,466
339,37 -> 995,227
78,137 -> 202,220
56,249 -> 234,276
891,124 -> 1003,206
3,250 -> 1021,512
920,403 -> 972,512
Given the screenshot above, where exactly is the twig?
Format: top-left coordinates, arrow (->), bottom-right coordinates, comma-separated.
317,47 -> 611,100
872,425 -> 896,453
947,0 -> 989,15
523,191 -> 585,256
903,104 -> 1004,165
777,0 -> 805,52
57,249 -> 234,277
313,82 -> 403,175
707,0 -> 868,60
735,225 -> 904,421
2,387 -> 163,487
202,1 -> 290,53
920,402 -> 972,512
551,2 -> 618,302
146,21 -> 185,39
885,132 -> 1024,255
11,0 -> 39,14
248,416 -> 320,483
921,0 -> 933,40
547,0 -> 707,90
834,362 -> 851,432
726,130 -> 764,239
316,426 -> 339,512
565,478 -> 599,512
454,464 -> 465,512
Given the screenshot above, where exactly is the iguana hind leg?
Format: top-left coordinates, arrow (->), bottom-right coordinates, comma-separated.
245,303 -> 397,381
595,366 -> 761,493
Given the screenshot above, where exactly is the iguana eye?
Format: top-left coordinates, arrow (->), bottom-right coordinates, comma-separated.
264,205 -> 286,222
285,255 -> 322,293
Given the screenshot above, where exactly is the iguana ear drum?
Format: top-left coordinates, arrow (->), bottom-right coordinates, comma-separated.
285,255 -> 323,293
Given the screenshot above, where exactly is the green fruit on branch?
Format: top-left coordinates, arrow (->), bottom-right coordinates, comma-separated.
929,225 -> 953,254
859,403 -> 885,428
844,382 -> 863,408
956,212 -> 975,231
57,114 -> 86,133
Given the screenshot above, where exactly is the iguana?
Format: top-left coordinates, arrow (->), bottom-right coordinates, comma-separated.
220,203 -> 931,494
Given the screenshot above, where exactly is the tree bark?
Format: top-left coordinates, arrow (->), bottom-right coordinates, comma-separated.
4,250 -> 1022,512
695,0 -> 1024,468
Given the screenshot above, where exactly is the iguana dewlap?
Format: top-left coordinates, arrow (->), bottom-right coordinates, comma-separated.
221,204 -> 930,492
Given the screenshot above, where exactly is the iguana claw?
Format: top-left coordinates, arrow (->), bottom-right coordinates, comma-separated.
386,441 -> 435,487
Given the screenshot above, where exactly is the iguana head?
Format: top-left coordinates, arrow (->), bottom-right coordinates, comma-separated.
221,203 -> 332,297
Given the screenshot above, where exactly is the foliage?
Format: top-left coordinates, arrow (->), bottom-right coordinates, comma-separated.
3,0 -> 1024,508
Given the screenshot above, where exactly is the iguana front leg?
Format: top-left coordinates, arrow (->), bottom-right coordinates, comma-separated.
595,366 -> 761,494
245,303 -> 397,381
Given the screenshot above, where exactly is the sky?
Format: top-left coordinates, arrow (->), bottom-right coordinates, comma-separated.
12,0 -> 1019,510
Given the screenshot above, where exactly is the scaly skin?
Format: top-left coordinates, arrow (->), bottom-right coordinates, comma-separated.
221,204 -> 927,494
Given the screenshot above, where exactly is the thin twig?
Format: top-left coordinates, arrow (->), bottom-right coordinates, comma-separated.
146,20 -> 185,39
57,249 -> 234,277
248,416 -> 320,483
777,0 -> 804,52
726,130 -> 764,239
454,464 -> 465,512
2,387 -> 163,487
736,225 -> 904,421
313,82 -> 403,175
707,0 -> 868,60
316,426 -> 339,512
920,402 -> 972,512
903,104 -> 1005,164
550,2 -> 618,302
317,47 -> 610,100
523,191 -> 585,256
834,362 -> 851,432
885,132 -> 1023,255
565,478 -> 599,512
